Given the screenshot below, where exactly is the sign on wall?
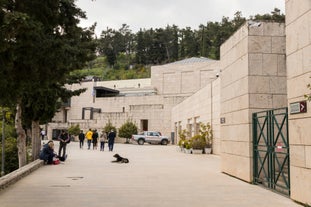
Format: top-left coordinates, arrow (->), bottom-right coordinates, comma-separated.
289,101 -> 307,114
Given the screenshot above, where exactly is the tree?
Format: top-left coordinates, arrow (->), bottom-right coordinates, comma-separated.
179,27 -> 199,59
68,124 -> 80,142
103,121 -> 117,135
250,8 -> 285,22
135,29 -> 146,64
118,120 -> 138,143
0,0 -> 96,167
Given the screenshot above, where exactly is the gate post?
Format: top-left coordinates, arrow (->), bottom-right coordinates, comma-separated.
252,113 -> 258,184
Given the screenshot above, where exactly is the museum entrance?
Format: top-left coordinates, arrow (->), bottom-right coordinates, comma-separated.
141,119 -> 148,131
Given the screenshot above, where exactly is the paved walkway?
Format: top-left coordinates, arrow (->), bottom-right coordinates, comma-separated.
0,142 -> 302,207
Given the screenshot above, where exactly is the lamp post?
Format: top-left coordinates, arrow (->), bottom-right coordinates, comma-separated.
1,109 -> 6,177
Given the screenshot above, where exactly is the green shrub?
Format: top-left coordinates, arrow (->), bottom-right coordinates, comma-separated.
103,121 -> 117,135
191,134 -> 206,150
68,124 -> 80,136
184,139 -> 192,149
199,122 -> 213,148
0,137 -> 18,175
118,120 -> 138,143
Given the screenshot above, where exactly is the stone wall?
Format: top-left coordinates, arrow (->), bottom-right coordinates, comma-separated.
220,22 -> 287,182
171,78 -> 221,154
151,59 -> 220,95
286,0 -> 311,204
48,91 -> 182,139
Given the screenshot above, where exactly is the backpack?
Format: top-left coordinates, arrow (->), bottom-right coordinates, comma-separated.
66,135 -> 71,144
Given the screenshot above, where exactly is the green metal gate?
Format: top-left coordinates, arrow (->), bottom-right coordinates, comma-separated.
253,107 -> 290,196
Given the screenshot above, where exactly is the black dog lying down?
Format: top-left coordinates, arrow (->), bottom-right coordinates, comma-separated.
112,154 -> 129,163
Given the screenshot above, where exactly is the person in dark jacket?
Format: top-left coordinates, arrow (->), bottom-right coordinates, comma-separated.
58,130 -> 70,158
92,129 -> 99,150
78,130 -> 85,149
108,129 -> 116,151
39,141 -> 57,164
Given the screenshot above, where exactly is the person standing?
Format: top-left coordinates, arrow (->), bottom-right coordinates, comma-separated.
58,130 -> 70,159
85,129 -> 93,150
108,129 -> 116,151
40,129 -> 46,140
92,129 -> 99,150
78,130 -> 85,149
99,131 -> 107,151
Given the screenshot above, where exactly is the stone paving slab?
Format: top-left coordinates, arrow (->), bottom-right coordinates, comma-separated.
0,142 -> 302,207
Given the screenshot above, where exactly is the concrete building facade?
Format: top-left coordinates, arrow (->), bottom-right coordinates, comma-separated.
286,0 -> 311,204
47,58 -> 220,144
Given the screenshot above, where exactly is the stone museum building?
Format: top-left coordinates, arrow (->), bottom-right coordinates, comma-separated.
47,0 -> 311,205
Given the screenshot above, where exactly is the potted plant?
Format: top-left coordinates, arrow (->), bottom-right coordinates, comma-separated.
184,139 -> 192,154
200,122 -> 213,154
177,139 -> 184,152
191,134 -> 205,154
178,129 -> 188,152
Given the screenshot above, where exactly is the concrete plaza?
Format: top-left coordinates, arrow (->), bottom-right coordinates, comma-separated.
0,142 -> 302,207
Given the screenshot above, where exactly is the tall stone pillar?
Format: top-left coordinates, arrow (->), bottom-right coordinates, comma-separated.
286,0 -> 311,204
220,22 -> 286,182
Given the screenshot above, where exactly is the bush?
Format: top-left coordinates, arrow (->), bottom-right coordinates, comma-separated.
68,124 -> 80,136
184,139 -> 192,149
103,121 -> 117,135
0,137 -> 18,175
191,135 -> 206,150
118,120 -> 138,142
178,129 -> 189,147
199,122 -> 213,148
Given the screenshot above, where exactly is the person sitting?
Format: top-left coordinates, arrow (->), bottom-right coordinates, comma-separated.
39,140 -> 65,164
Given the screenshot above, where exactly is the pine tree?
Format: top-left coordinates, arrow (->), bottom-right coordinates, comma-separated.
0,0 -> 96,167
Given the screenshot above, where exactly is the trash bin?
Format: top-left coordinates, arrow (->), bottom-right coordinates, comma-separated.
171,132 -> 175,145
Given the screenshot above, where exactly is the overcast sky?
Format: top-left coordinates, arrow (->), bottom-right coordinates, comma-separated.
76,0 -> 285,36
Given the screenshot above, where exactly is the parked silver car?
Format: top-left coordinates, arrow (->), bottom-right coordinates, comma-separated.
131,131 -> 169,145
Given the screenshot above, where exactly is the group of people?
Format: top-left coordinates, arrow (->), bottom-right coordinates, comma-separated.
78,129 -> 116,152
39,128 -> 117,165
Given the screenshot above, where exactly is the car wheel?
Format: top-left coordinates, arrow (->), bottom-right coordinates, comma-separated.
138,139 -> 145,145
161,139 -> 168,145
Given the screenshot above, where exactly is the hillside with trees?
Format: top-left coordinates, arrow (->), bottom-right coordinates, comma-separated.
76,8 -> 284,81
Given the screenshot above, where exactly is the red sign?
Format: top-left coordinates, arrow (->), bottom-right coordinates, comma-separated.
290,100 -> 307,114
275,142 -> 283,152
300,101 -> 307,113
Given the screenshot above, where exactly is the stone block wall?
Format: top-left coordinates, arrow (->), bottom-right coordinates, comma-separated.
48,77 -> 189,140
151,60 -> 220,95
171,78 -> 221,154
220,22 -> 287,182
286,0 -> 311,204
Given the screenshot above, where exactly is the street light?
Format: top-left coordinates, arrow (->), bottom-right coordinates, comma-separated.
1,109 -> 6,177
